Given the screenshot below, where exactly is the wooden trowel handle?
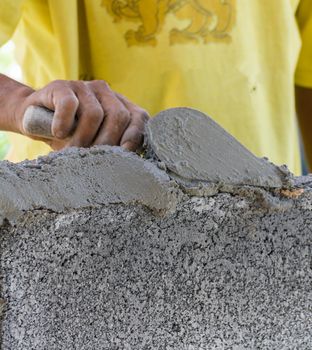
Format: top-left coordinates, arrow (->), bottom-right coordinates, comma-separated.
23,106 -> 54,139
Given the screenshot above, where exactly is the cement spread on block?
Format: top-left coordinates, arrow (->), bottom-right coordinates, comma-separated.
0,146 -> 180,223
145,108 -> 293,188
0,146 -> 296,225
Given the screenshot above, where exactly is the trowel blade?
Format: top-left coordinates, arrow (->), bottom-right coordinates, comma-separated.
145,108 -> 292,188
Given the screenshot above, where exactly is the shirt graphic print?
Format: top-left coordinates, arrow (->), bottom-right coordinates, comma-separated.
101,0 -> 236,46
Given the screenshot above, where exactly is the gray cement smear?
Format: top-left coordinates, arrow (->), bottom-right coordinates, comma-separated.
0,146 -> 180,224
0,107 -> 311,349
146,108 -> 293,188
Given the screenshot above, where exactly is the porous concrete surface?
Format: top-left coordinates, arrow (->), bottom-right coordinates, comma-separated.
0,148 -> 312,349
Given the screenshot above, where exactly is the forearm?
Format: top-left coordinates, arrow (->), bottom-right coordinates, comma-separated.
295,85 -> 312,172
0,74 -> 33,133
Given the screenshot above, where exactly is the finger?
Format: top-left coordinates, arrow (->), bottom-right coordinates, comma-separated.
46,139 -> 68,151
90,83 -> 131,146
120,125 -> 144,151
114,92 -> 136,108
23,81 -> 78,140
115,92 -> 150,122
114,95 -> 149,151
27,134 -> 67,151
114,93 -> 149,151
51,88 -> 79,139
67,82 -> 104,147
120,111 -> 148,151
116,94 -> 149,150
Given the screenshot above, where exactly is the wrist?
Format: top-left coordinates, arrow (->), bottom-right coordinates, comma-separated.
0,74 -> 34,133
12,86 -> 34,134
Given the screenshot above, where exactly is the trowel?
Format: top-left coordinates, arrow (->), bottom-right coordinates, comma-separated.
23,106 -> 292,188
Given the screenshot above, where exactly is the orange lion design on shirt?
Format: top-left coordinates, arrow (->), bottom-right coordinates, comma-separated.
101,0 -> 236,46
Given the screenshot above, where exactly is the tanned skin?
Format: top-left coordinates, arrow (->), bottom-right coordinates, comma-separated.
295,85 -> 312,172
0,74 -> 149,152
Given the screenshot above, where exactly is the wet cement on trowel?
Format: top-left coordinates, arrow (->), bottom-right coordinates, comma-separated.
146,108 -> 293,188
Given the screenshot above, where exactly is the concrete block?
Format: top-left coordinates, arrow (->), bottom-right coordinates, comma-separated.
0,146 -> 311,349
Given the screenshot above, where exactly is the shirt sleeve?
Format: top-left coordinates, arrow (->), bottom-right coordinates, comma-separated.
295,0 -> 312,87
0,1 -> 25,46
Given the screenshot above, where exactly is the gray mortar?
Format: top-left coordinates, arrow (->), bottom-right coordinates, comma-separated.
0,146 -> 181,224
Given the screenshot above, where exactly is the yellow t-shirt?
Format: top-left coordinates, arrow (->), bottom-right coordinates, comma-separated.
296,0 -> 312,87
0,0 -> 310,175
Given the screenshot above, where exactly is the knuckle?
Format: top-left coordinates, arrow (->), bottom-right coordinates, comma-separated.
59,95 -> 79,110
133,108 -> 150,124
71,80 -> 86,90
116,110 -> 131,125
50,79 -> 65,87
138,109 -> 150,122
91,79 -> 110,90
127,114 -> 148,134
88,106 -> 104,123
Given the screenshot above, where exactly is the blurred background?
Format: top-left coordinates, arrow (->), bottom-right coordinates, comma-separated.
0,41 -> 22,159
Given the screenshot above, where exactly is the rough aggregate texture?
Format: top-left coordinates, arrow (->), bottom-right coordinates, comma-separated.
1,183 -> 312,349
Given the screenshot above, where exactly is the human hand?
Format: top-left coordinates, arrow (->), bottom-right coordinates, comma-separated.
15,80 -> 149,151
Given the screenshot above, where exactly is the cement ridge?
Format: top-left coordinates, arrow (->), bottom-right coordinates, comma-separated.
0,144 -> 308,225
0,146 -> 181,224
